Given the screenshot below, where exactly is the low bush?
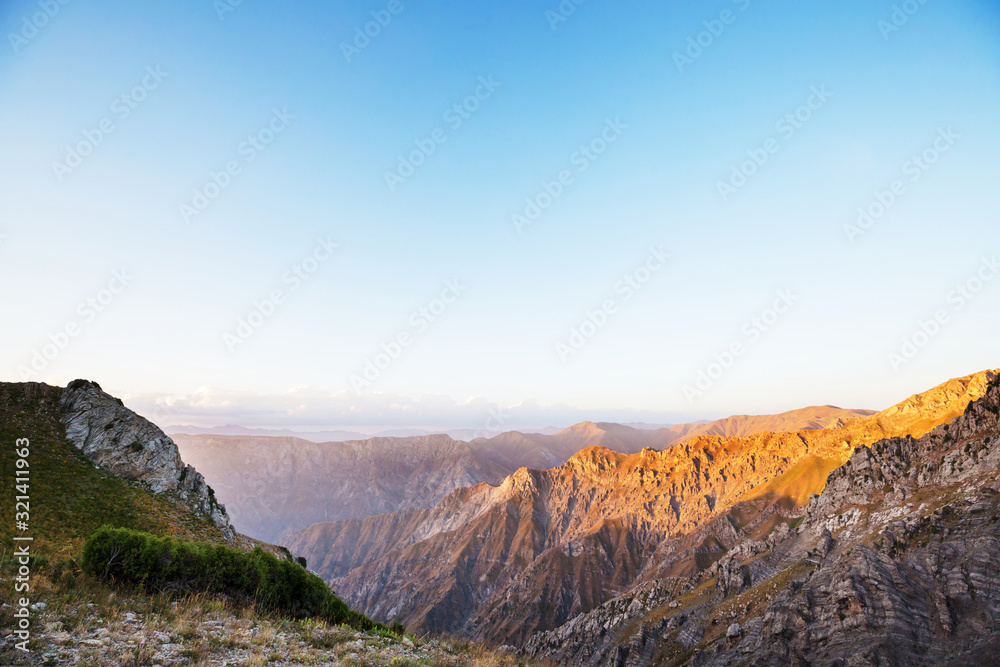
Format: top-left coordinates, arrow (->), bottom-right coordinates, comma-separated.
81,526 -> 381,632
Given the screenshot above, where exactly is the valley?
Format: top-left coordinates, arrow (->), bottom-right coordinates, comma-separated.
172,405 -> 872,542
274,370 -> 998,663
4,370 -> 998,666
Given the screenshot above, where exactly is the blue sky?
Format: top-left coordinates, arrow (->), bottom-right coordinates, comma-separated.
1,0 -> 998,429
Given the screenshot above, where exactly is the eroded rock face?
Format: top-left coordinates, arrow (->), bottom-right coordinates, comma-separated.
59,380 -> 233,535
716,557 -> 750,597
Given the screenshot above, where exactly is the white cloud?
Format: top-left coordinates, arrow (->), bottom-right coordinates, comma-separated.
118,385 -> 688,432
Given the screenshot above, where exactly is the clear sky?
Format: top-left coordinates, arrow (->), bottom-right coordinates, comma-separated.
1,0 -> 998,429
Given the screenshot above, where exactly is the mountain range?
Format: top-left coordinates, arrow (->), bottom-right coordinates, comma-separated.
279,370 -> 998,665
172,405 -> 872,542
6,370 -> 999,666
526,369 -> 1000,665
164,423 -> 564,443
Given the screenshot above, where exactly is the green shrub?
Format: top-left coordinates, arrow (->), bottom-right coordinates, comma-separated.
81,526 -> 380,632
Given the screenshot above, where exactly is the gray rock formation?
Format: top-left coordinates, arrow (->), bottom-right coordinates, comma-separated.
60,379 -> 233,535
716,556 -> 750,597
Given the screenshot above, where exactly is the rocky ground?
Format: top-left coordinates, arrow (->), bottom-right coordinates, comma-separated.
0,571 -> 536,666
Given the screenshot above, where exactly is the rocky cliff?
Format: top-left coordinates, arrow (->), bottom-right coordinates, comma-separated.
59,379 -> 234,536
284,370 -> 995,649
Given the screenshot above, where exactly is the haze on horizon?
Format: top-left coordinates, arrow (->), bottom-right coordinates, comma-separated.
1,0 -> 998,429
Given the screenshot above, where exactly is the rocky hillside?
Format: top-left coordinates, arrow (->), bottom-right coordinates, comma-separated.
0,380 -> 237,556
284,371 -> 995,648
525,370 -> 1000,666
175,405 -> 871,543
61,380 -> 233,534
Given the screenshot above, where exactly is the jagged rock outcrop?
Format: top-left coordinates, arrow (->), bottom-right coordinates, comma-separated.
524,370 -> 1000,666
286,371 -> 995,647
59,380 -> 233,535
716,556 -> 750,597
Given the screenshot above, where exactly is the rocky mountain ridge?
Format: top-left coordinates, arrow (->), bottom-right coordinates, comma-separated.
283,370 -> 996,649
174,433 -> 511,542
524,369 -> 1000,666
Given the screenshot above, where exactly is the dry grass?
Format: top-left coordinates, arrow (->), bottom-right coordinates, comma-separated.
0,557 -> 546,667
740,454 -> 847,508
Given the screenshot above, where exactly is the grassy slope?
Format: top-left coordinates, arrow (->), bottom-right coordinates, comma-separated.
739,454 -> 845,508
